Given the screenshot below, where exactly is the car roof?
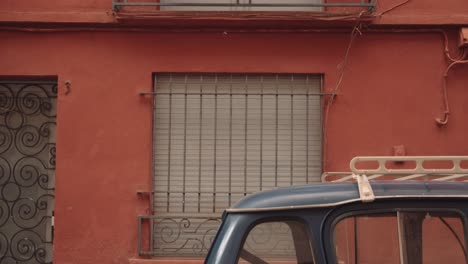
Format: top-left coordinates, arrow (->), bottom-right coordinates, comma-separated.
227,181 -> 468,213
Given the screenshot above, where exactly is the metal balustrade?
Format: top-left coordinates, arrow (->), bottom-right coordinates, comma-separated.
112,0 -> 377,12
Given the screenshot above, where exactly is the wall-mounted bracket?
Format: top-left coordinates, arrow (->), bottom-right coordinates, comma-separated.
136,190 -> 152,197
459,28 -> 468,48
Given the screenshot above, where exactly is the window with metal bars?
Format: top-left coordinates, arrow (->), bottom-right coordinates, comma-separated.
151,73 -> 322,256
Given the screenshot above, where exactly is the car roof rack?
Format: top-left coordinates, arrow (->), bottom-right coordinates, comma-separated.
322,156 -> 468,203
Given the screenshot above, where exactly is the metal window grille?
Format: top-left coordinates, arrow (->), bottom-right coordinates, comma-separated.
0,81 -> 57,263
151,73 -> 322,256
156,0 -> 323,11
113,0 -> 377,12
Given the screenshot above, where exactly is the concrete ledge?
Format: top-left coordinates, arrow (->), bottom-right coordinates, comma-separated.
1,11 -> 468,26
129,258 -> 204,264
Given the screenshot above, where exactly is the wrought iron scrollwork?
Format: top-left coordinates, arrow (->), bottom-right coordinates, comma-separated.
244,221 -> 296,257
152,216 -> 221,256
0,82 -> 56,264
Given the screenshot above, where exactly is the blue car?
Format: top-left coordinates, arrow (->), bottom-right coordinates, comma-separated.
206,156 -> 468,264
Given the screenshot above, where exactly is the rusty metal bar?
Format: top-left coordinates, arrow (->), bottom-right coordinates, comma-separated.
305,75 -> 310,184
290,75 -> 294,185
182,75 -> 188,212
260,75 -> 264,191
166,74 -> 173,212
275,75 -> 279,187
229,75 -> 233,206
198,75 -> 203,213
244,75 -> 248,196
213,74 -> 218,212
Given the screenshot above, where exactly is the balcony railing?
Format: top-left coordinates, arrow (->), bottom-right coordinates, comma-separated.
112,0 -> 377,12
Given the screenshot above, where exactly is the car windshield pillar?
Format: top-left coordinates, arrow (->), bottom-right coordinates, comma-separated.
205,214 -> 248,264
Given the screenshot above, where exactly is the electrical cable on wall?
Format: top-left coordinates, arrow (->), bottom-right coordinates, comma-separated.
378,0 -> 411,16
435,34 -> 467,126
322,11 -> 364,170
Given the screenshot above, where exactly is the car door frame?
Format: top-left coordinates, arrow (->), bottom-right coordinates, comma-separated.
322,199 -> 468,264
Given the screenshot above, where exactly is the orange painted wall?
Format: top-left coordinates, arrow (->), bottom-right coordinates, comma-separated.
1,0 -> 468,263
2,29 -> 467,263
2,0 -> 468,25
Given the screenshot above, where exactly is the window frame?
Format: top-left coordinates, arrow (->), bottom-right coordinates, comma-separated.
235,216 -> 315,264
205,208 -> 328,264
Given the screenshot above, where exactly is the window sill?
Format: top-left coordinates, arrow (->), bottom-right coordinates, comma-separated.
129,258 -> 204,264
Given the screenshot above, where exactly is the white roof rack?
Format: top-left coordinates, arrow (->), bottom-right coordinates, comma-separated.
322,156 -> 468,202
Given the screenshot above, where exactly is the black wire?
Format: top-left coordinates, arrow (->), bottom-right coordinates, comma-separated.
354,217 -> 358,264
438,217 -> 467,259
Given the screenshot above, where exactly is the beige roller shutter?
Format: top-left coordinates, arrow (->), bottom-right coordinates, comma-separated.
152,73 -> 322,256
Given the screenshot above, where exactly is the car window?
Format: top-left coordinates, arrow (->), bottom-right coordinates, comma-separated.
333,211 -> 467,264
237,220 -> 314,264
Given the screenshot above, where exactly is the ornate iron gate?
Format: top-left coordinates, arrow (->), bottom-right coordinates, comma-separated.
0,81 -> 56,264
